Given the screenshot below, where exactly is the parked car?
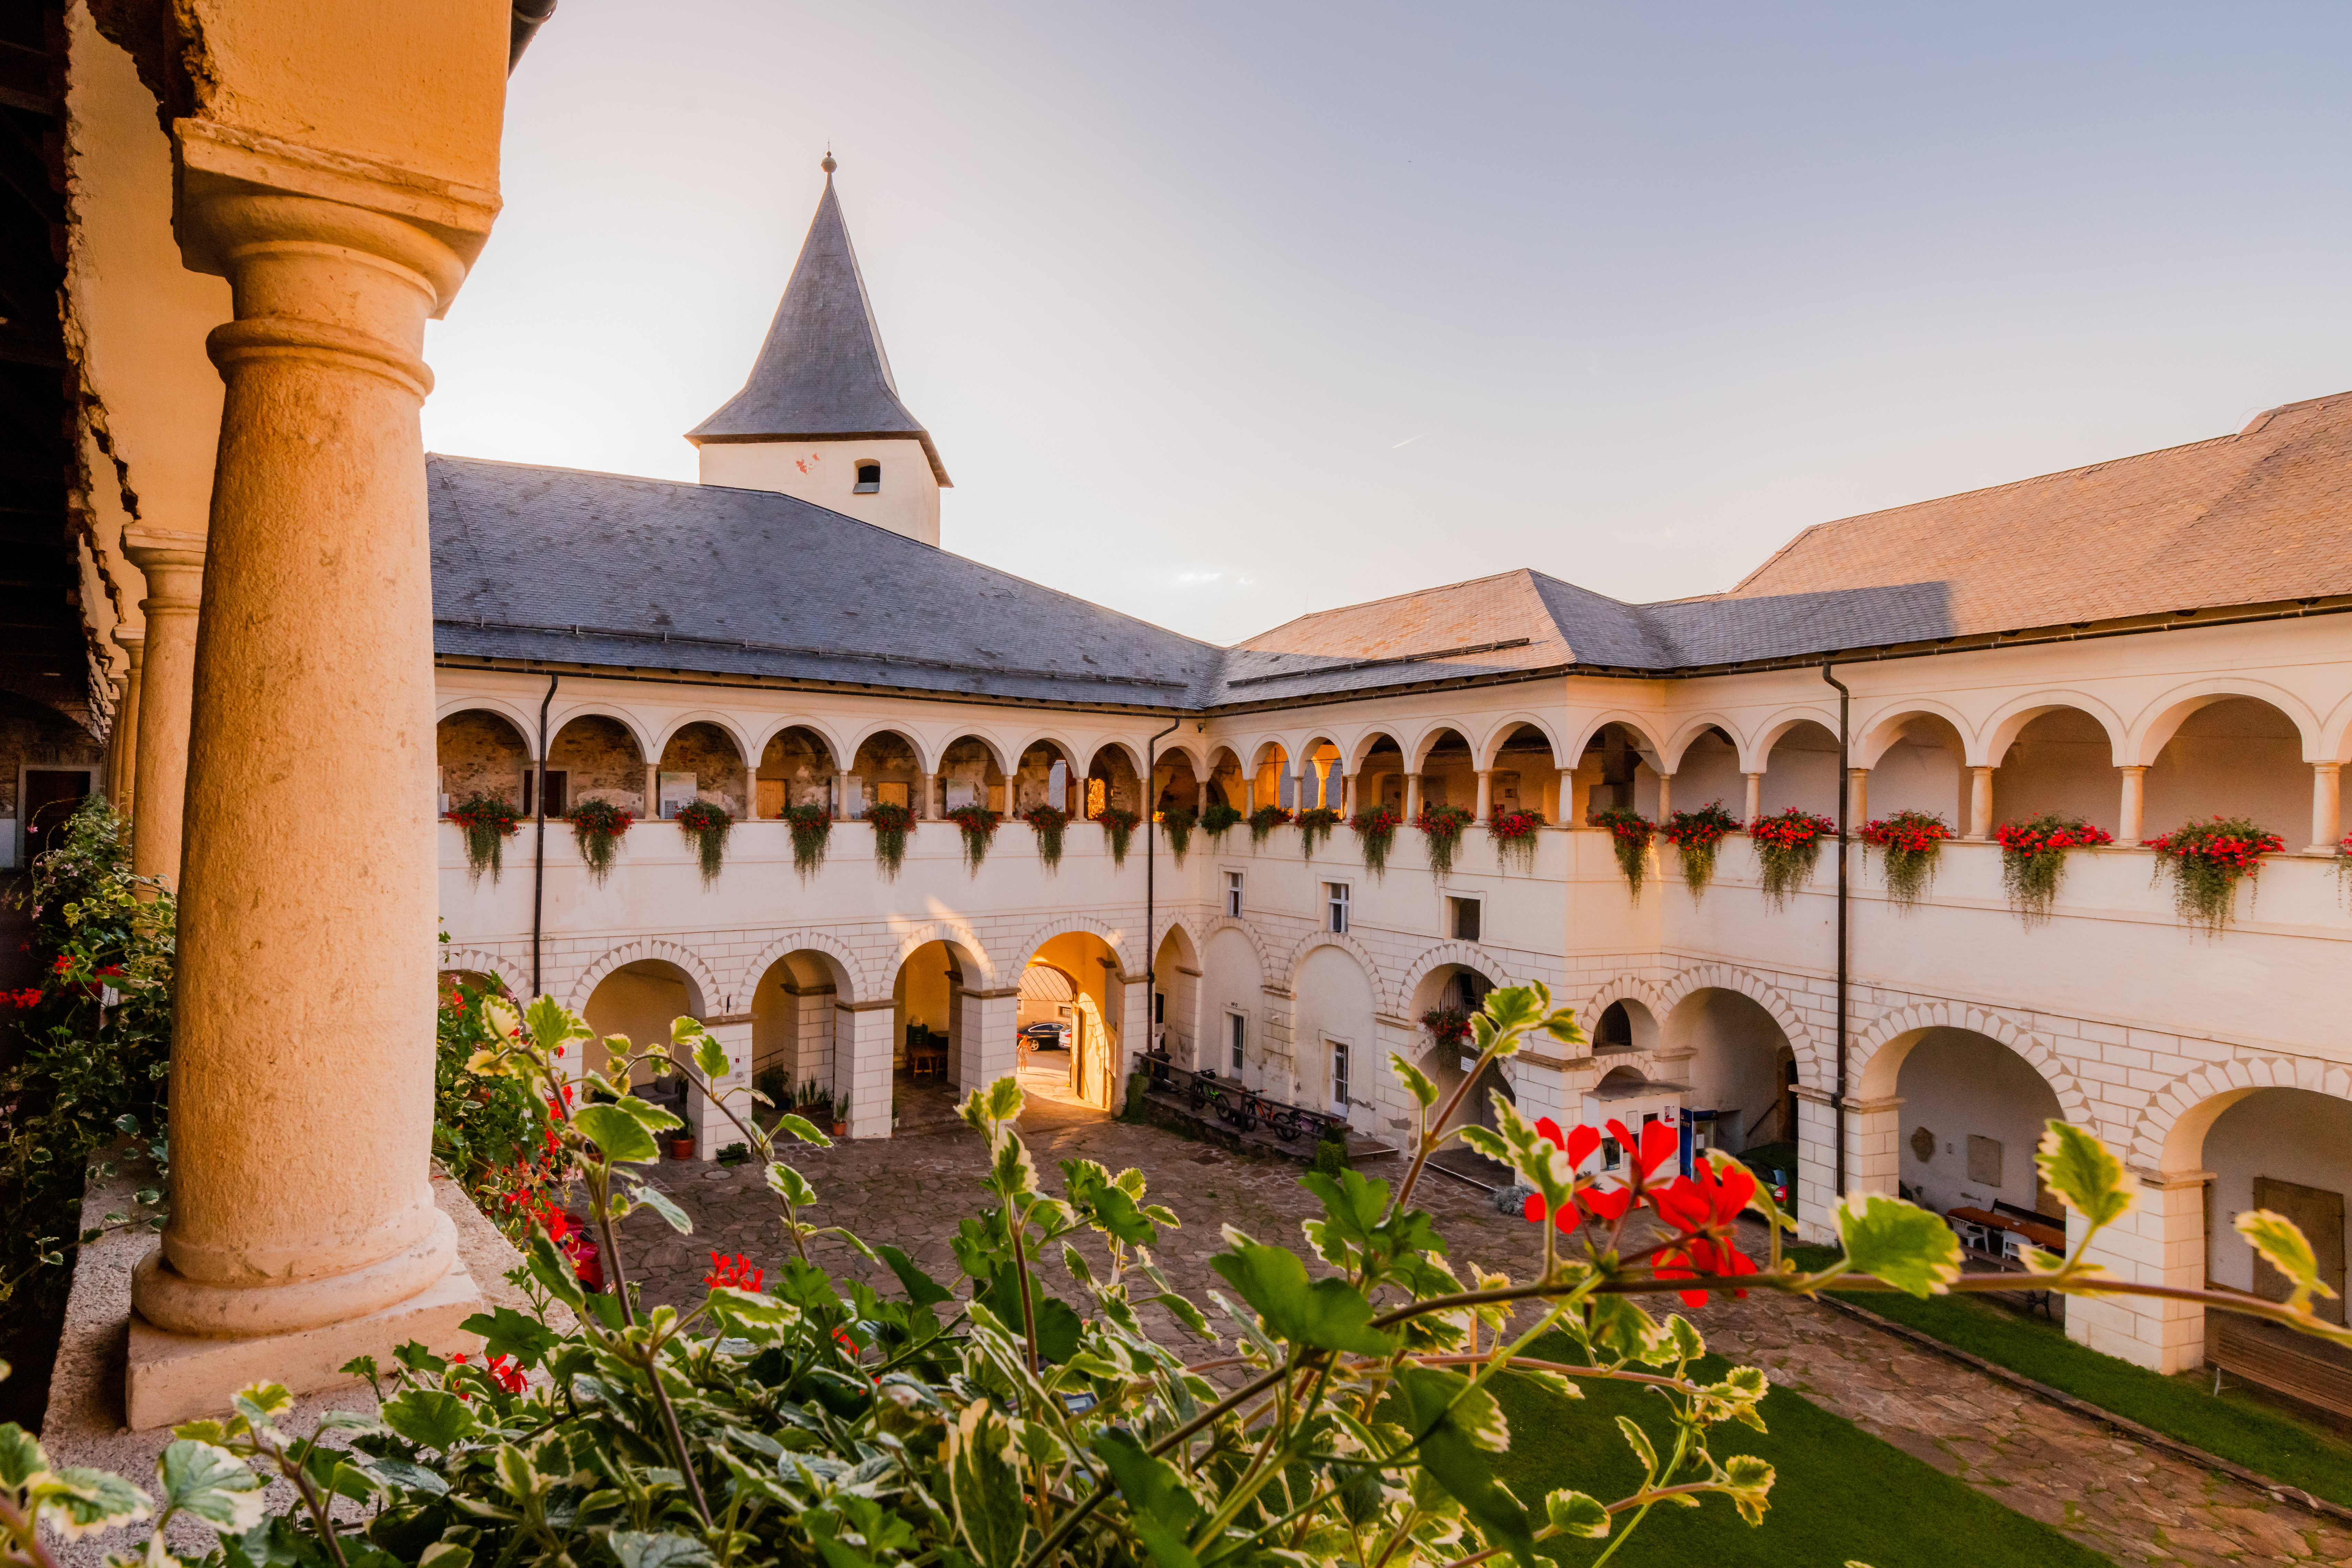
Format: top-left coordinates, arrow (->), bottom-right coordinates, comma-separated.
1020,1021 -> 1070,1052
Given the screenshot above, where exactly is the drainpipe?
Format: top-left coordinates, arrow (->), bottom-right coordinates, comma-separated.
1821,662 -> 1850,1203
1142,718 -> 1182,1052
532,671 -> 558,997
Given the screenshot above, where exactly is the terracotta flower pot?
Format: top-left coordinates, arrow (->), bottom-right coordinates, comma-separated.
668,1136 -> 696,1160
830,1120 -> 848,1139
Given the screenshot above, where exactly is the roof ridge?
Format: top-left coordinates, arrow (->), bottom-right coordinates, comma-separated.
1235,567 -> 1542,643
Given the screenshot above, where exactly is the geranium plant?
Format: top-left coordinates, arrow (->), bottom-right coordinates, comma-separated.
1749,807 -> 1837,909
866,800 -> 914,879
1199,801 -> 1243,843
944,802 -> 1000,875
1296,805 -> 1341,859
1420,1005 -> 1473,1050
1159,804 -> 1196,866
1414,801 -> 1476,877
1350,801 -> 1404,878
780,801 -> 833,879
2149,815 -> 2288,933
673,798 -> 732,887
446,791 -> 522,886
1996,813 -> 2113,925
1661,801 -> 1741,899
1488,807 -> 1547,875
1246,802 -> 1293,847
1586,806 -> 1655,899
13,987 -> 2348,1568
564,798 -> 631,886
1018,803 -> 1070,871
1860,808 -> 1951,912
1098,805 -> 1142,868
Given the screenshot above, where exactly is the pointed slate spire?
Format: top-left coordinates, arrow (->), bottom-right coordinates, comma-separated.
688,155 -> 950,484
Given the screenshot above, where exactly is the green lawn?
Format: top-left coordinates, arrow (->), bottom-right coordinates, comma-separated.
1492,1339 -> 2110,1567
1788,1244 -> 2352,1510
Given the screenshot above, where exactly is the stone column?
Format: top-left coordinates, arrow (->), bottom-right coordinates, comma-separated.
1653,772 -> 1672,824
2068,1170 -> 2212,1373
2117,764 -> 2148,843
1841,1093 -> 1904,1203
836,769 -> 857,819
1404,774 -> 1423,822
643,761 -> 661,818
833,1000 -> 895,1137
691,1015 -> 754,1160
129,192 -> 489,1426
1474,768 -> 1493,820
1337,771 -> 1354,818
1742,770 -> 1763,823
119,528 -> 207,887
958,986 -> 1023,1097
918,770 -> 936,820
1847,767 -> 1868,829
2309,762 -> 2342,854
109,630 -> 144,814
1964,766 -> 1994,840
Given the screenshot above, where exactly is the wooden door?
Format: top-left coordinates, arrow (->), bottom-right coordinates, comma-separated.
2252,1177 -> 2347,1327
756,779 -> 784,818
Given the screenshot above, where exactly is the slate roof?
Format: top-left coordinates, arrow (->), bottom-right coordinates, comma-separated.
429,456 -> 1210,705
686,166 -> 951,485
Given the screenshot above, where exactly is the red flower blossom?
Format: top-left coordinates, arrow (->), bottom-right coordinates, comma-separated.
704,1251 -> 764,1292
1606,1118 -> 1680,1184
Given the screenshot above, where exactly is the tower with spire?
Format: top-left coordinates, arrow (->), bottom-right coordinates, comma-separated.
688,153 -> 951,545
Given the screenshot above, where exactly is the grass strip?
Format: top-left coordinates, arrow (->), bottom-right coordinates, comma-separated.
1789,1243 -> 2352,1511
1493,1339 -> 2111,1566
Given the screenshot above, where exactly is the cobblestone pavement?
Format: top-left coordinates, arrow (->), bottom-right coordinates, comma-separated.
593,1086 -> 2352,1567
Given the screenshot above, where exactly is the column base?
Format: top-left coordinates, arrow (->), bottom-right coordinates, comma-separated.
127,1257 -> 484,1430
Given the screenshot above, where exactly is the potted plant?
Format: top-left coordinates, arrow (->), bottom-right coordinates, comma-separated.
1017,803 -> 1069,871
866,799 -> 914,879
1488,807 -> 1547,875
830,1089 -> 850,1139
944,803 -> 1000,874
2149,815 -> 2287,934
673,797 -> 732,887
1660,801 -> 1741,900
1099,805 -> 1143,868
1295,806 -> 1341,859
1749,807 -> 1837,910
447,792 -> 523,887
1995,813 -> 2113,925
565,798 -> 632,886
1413,803 -> 1475,878
1860,809 -> 1953,912
1586,807 -> 1655,898
1199,802 -> 1243,844
781,802 -> 832,879
1159,804 -> 1196,866
717,1141 -> 749,1167
1349,802 -> 1403,878
667,1130 -> 697,1160
1246,803 -> 1293,848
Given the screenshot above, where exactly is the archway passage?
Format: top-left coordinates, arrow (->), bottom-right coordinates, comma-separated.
749,949 -> 848,1121
886,938 -> 980,1132
2143,697 -> 2307,846
582,960 -> 701,1130
436,709 -> 529,813
1487,723 -> 1555,819
1665,988 -> 1793,1172
1888,1028 -> 2063,1232
1758,719 -> 1839,820
1151,925 -> 1200,1064
1012,741 -> 1076,815
1086,745 -> 1141,819
851,730 -> 920,819
550,714 -> 647,816
1151,751 -> 1201,816
1993,708 -> 2115,832
756,726 -> 836,819
1413,962 -> 1514,1188
1021,929 -> 1124,1115
1204,747 -> 1246,813
938,736 -> 1006,815
657,721 -> 746,819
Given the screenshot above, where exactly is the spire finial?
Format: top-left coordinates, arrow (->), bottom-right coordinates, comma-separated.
821,145 -> 836,176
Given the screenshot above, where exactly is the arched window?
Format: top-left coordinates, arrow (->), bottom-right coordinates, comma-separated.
854,461 -> 881,494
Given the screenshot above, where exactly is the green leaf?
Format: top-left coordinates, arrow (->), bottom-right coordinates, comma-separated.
39,1466 -> 152,1540
764,1159 -> 818,1210
2236,1209 -> 2339,1314
522,995 -> 589,1057
979,1268 -> 1085,1363
875,1244 -> 954,1307
1481,985 -> 1545,1041
2035,1121 -> 2132,1230
1093,1429 -> 1201,1529
690,1028 -> 729,1081
457,1306 -> 562,1370
944,1402 -> 1025,1568
607,1531 -> 715,1568
1389,1053 -> 1440,1109
1722,1452 -> 1776,1526
571,1103 -> 660,1164
613,1097 -> 684,1135
230,1384 -> 292,1423
625,1179 -> 693,1235
156,1440 -> 264,1531
1209,1240 -> 1398,1356
1379,1367 -> 1533,1565
378,1390 -> 478,1452
774,1113 -> 832,1148
1544,1488 -> 1610,1539
1834,1193 -> 1963,1298
418,1544 -> 472,1568
0,1423 -> 48,1489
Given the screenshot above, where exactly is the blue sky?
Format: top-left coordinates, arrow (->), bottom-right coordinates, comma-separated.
422,2 -> 2352,645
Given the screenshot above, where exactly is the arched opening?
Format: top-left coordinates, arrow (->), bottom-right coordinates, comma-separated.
749,949 -> 851,1118
938,735 -> 1007,815
657,721 -> 746,820
1758,720 -> 1839,820
1356,733 -> 1406,815
583,960 -> 704,1109
1673,726 -> 1743,822
1204,747 -> 1246,813
850,730 -> 920,819
1251,742 -> 1291,811
1149,750 -> 1201,816
1151,924 -> 1200,1064
1578,722 -> 1661,819
1880,1029 -> 2063,1223
1294,943 -> 1376,1126
1200,924 -> 1263,1078
1413,963 -> 1500,1140
549,714 -> 647,816
1592,997 -> 1657,1055
1487,723 -> 1554,820
1992,708 -> 2116,833
1664,988 -> 1796,1170
755,725 -> 836,819
1415,729 -> 1474,815
1012,741 -> 1076,815
1022,930 -> 1124,1113
1085,744 -> 1142,819
1867,713 -> 1966,826
2201,1089 -> 2352,1329
888,938 -> 981,1126
2143,697 -> 2308,845
1298,739 -> 1342,813
435,709 -> 530,814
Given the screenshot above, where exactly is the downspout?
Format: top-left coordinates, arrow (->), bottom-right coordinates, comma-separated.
1142,718 -> 1182,1052
1821,662 -> 1851,1203
531,671 -> 558,997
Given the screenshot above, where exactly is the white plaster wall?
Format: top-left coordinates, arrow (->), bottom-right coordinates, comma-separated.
1894,1028 -> 2063,1216
1758,725 -> 1840,818
1867,723 -> 1965,824
1992,707 -> 2119,831
1673,730 -> 1745,818
2140,698 -> 2309,844
1200,927 -> 1264,1082
1670,989 -> 1791,1153
698,437 -> 940,545
1292,944 -> 1377,1119
2201,1088 -> 2352,1297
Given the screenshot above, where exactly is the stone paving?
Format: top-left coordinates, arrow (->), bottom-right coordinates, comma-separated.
593,1082 -> 2352,1567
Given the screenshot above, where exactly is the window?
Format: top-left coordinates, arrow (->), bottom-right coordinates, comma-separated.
1330,1040 -> 1350,1108
1227,1012 -> 1246,1074
1448,896 -> 1481,942
522,768 -> 567,817
1225,870 -> 1244,917
854,461 -> 881,493
1325,881 -> 1350,934
1153,990 -> 1166,1025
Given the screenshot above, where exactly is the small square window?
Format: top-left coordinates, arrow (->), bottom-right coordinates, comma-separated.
1227,1012 -> 1246,1074
1448,896 -> 1481,942
1224,870 -> 1244,917
854,461 -> 881,494
1325,881 -> 1350,934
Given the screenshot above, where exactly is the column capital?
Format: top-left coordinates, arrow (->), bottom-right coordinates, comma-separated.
112,625 -> 145,664
121,527 -> 208,610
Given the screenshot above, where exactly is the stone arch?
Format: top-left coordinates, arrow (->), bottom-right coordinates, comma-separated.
749,716 -> 849,770
1014,912 -> 1139,976
1152,908 -> 1207,961
1012,728 -> 1084,768
737,929 -> 870,1006
1281,930 -> 1395,1015
547,703 -> 657,763
1476,713 -> 1566,769
938,731 -> 1014,776
1562,711 -> 1668,769
652,709 -> 757,762
434,696 -> 545,755
1244,735 -> 1291,772
886,919 -> 1000,989
1197,913 -> 1275,979
1980,690 -> 2128,770
1848,1000 -> 2093,1126
2322,689 -> 2352,765
1150,737 -> 1208,778
1578,972 -> 1670,1051
1655,963 -> 1823,1087
1745,706 -> 1841,774
566,938 -> 726,1018
1853,698 -> 1979,770
844,718 -> 932,773
436,944 -> 526,997
1396,940 -> 1535,1009
1348,728 -> 1408,771
1661,713 -> 1746,774
2126,677 -> 2324,766
1405,721 -> 1478,770
2131,1054 -> 2352,1174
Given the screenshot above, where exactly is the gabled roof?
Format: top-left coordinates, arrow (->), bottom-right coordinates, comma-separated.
429,456 -> 1206,705
687,161 -> 951,485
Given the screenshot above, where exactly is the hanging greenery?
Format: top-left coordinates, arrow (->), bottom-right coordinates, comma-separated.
1296,806 -> 1341,859
1413,803 -> 1475,878
447,793 -> 523,887
564,799 -> 631,886
1098,805 -> 1142,868
2149,815 -> 2286,934
1749,808 -> 1837,910
1018,804 -> 1069,871
1995,814 -> 2113,926
1488,807 -> 1547,876
1200,802 -> 1243,843
1420,1007 -> 1473,1051
1349,802 -> 1403,878
944,804 -> 1001,875
1160,805 -> 1196,866
673,798 -> 732,887
866,801 -> 914,880
780,803 -> 833,880
1860,809 -> 1952,912
1247,804 -> 1293,847
1660,801 -> 1741,900
1586,807 -> 1655,899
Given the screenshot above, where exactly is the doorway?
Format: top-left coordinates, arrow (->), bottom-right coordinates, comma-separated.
21,768 -> 94,864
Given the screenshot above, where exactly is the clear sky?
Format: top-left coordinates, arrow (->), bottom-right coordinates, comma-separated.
421,2 -> 2352,648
